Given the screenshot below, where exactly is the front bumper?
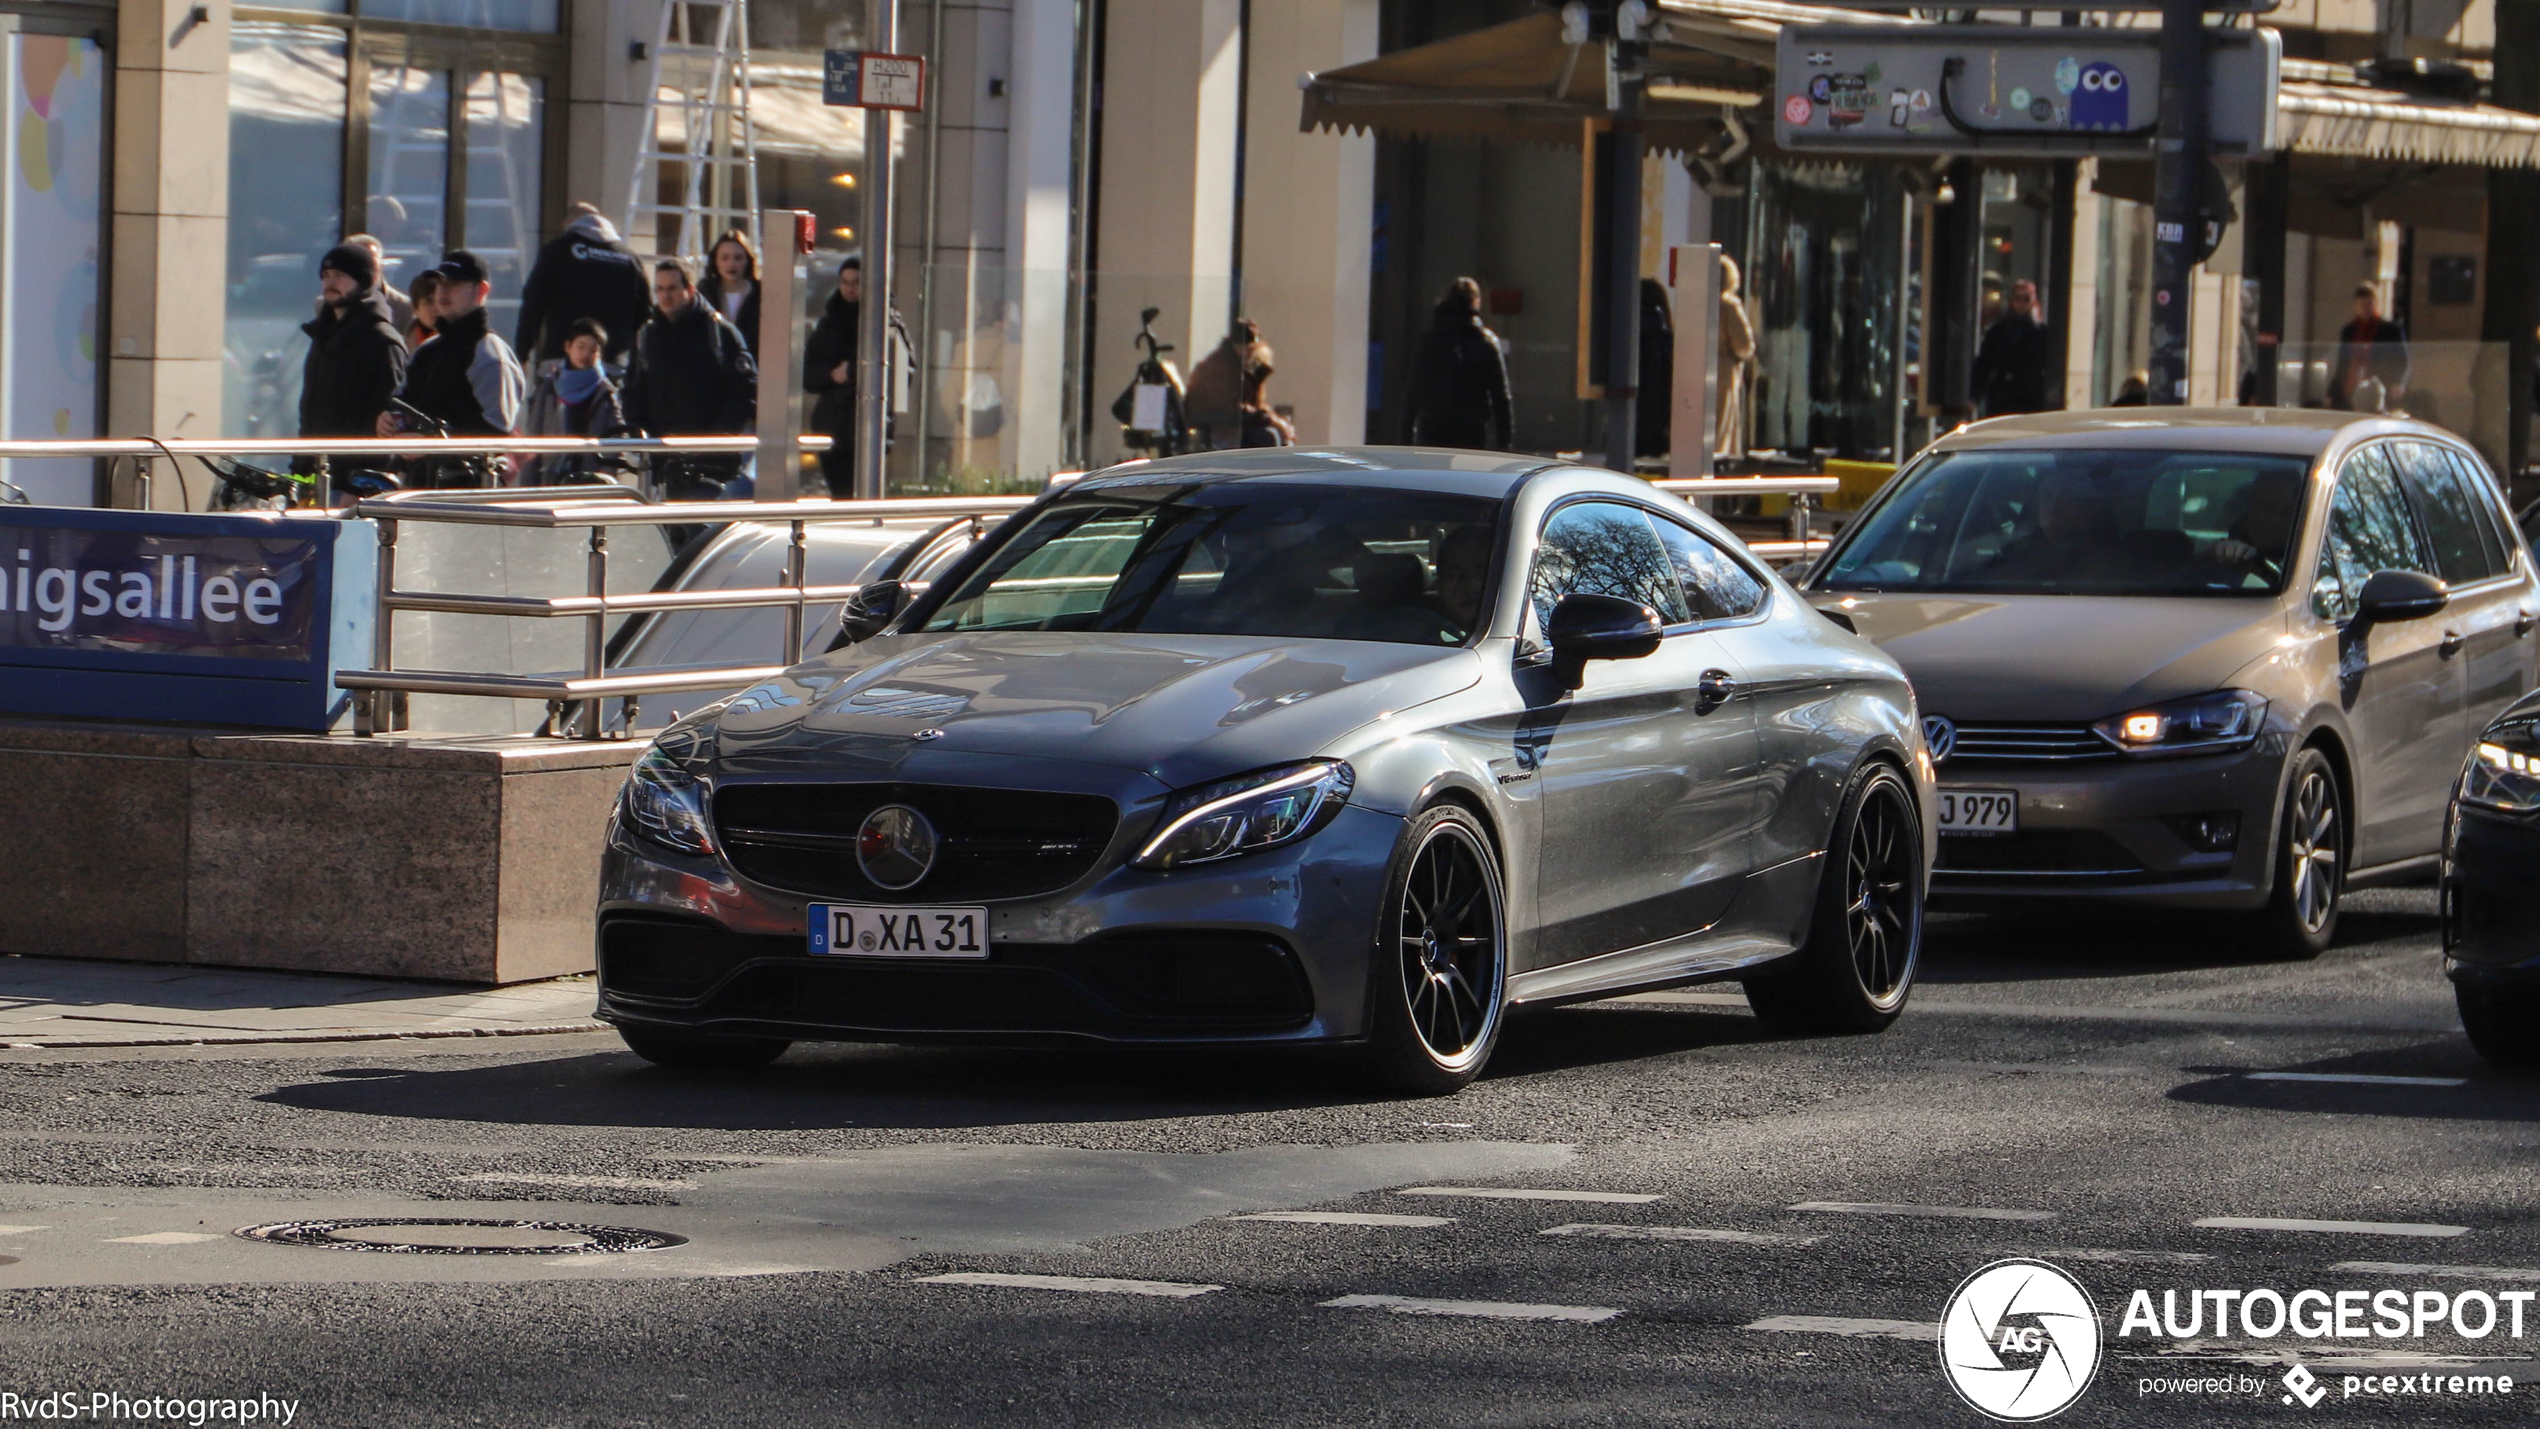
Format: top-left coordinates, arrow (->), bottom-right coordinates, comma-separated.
1927,737 -> 2286,908
595,799 -> 1405,1047
2444,803 -> 2540,989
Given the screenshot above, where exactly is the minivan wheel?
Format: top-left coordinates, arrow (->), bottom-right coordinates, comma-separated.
2252,748 -> 2342,961
617,1025 -> 792,1070
1361,804 -> 1508,1096
2457,983 -> 2540,1068
1745,762 -> 1923,1034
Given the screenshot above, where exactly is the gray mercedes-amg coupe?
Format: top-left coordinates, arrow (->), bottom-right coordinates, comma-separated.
595,448 -> 1934,1091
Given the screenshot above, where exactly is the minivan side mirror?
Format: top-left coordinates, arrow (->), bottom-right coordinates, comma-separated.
2354,569 -> 2448,628
837,579 -> 906,645
1546,592 -> 1663,688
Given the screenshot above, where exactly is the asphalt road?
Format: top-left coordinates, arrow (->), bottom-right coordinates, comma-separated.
0,887 -> 2533,1428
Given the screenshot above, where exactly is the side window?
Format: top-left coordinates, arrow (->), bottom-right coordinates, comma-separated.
2442,448 -> 2520,577
2393,442 -> 2502,585
1530,502 -> 1691,631
2312,445 -> 2434,624
1649,515 -> 1767,621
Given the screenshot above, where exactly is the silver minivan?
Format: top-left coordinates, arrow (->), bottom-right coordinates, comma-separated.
1803,409 -> 2537,957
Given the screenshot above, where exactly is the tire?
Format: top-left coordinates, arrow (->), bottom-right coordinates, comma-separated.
1744,762 -> 1923,1034
617,1025 -> 791,1070
2457,983 -> 2540,1068
1360,804 -> 1509,1096
2250,746 -> 2343,961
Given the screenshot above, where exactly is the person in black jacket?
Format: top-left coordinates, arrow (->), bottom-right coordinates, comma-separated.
514,203 -> 652,367
1406,277 -> 1514,450
379,250 -> 527,486
624,258 -> 757,500
698,228 -> 763,357
1971,279 -> 2055,417
298,242 -> 407,477
802,257 -> 862,496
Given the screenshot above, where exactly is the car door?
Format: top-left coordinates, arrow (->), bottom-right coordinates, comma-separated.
2314,442 -> 2461,866
1523,500 -> 1760,968
2414,444 -> 2539,732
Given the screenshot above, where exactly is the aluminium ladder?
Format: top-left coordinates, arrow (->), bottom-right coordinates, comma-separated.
624,0 -> 762,260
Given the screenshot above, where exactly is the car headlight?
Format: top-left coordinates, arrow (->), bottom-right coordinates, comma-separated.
2091,690 -> 2268,758
1133,761 -> 1355,870
620,735 -> 716,856
2463,725 -> 2540,814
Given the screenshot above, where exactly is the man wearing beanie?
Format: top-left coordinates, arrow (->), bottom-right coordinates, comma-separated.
381,250 -> 526,484
298,242 -> 408,480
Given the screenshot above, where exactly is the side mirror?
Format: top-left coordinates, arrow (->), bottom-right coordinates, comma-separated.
838,579 -> 906,645
2354,569 -> 2448,627
1546,592 -> 1663,688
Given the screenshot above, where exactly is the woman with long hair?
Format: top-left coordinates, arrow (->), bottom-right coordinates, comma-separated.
698,228 -> 762,355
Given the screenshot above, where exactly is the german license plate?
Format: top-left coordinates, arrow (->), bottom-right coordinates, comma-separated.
1937,787 -> 2018,835
809,904 -> 990,958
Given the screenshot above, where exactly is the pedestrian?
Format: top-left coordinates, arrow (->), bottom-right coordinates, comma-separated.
1405,277 -> 1514,450
698,228 -> 763,356
517,317 -> 629,485
343,233 -> 412,334
297,242 -> 408,482
378,250 -> 527,486
803,256 -> 862,496
404,268 -> 444,352
1971,279 -> 2054,417
1635,278 -> 1673,459
623,257 -> 757,500
513,201 -> 651,368
2110,369 -> 2151,407
1716,257 -> 1755,457
2329,283 -> 2409,413
1184,318 -> 1295,450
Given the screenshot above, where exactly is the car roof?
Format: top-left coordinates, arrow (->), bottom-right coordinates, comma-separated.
1070,445 -> 1560,499
1927,407 -> 2460,460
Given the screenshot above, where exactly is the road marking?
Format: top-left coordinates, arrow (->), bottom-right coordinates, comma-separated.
106,1232 -> 220,1245
2031,1247 -> 2214,1265
1322,1294 -> 1621,1324
1789,1201 -> 2054,1222
1542,1223 -> 1821,1247
458,1172 -> 696,1192
1232,1211 -> 1455,1228
1399,1187 -> 1663,1205
2195,1217 -> 2469,1238
2245,1071 -> 2469,1087
2333,1261 -> 2540,1282
0,1225 -> 47,1236
1746,1314 -> 1937,1340
917,1273 -> 1222,1299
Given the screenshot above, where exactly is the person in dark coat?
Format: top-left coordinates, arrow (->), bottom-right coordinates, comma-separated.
516,317 -> 630,485
1971,279 -> 2054,417
698,228 -> 764,356
379,251 -> 526,487
1406,277 -> 1514,450
2328,283 -> 2410,412
514,202 -> 652,367
803,257 -> 863,496
624,258 -> 757,500
1634,277 -> 1674,459
298,242 -> 407,475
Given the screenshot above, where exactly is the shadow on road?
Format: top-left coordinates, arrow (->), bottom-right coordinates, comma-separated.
1919,888 -> 2441,988
2166,1038 -> 2540,1122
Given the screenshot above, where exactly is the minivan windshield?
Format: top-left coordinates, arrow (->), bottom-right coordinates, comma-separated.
1813,449 -> 2311,596
918,483 -> 1502,645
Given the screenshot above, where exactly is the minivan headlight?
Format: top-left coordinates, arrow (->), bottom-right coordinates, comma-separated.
2463,727 -> 2540,814
2092,690 -> 2268,758
1133,761 -> 1355,869
621,738 -> 716,856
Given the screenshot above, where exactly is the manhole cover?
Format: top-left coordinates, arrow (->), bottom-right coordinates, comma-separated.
234,1218 -> 686,1256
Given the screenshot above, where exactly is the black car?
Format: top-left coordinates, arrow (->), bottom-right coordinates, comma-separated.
2445,690 -> 2540,1065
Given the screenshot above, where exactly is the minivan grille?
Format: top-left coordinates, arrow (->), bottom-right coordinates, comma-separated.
1942,723 -> 2115,764
714,783 -> 1119,903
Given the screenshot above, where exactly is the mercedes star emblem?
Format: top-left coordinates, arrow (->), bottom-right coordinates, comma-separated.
856,804 -> 939,891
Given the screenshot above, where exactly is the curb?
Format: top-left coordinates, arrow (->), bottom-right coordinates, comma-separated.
0,1021 -> 610,1051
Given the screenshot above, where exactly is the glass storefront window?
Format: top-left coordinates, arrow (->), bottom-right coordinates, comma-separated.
361,0 -> 557,33
225,22 -> 347,441
462,73 -> 543,339
3,33 -> 106,505
366,64 -> 449,297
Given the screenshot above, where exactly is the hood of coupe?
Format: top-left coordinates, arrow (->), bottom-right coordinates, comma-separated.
1827,594 -> 2289,721
709,631 -> 1483,786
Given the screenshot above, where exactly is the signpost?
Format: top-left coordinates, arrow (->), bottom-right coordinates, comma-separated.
822,50 -> 927,111
824,27 -> 922,498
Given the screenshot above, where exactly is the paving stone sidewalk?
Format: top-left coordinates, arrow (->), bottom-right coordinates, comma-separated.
0,956 -> 602,1048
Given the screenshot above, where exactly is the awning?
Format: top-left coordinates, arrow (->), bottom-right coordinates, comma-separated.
2277,79 -> 2540,169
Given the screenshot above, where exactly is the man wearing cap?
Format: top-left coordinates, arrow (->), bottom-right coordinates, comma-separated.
299,243 -> 408,477
379,251 -> 527,480
514,202 -> 651,367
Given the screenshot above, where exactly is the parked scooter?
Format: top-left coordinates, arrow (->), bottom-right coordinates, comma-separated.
1111,307 -> 1189,457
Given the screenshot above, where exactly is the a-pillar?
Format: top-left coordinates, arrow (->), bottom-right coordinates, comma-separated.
108,0 -> 229,506
1240,0 -> 1376,446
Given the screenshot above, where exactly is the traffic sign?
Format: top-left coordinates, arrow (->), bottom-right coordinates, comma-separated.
823,50 -> 927,111
1773,24 -> 2279,156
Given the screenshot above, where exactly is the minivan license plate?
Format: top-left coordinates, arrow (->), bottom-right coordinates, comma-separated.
809,904 -> 990,958
1937,788 -> 2017,835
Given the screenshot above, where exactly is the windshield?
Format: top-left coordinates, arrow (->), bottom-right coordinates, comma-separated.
1814,449 -> 2312,596
918,484 -> 1502,645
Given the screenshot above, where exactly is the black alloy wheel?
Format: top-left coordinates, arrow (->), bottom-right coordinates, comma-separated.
1746,762 -> 1923,1033
2252,747 -> 2342,960
1364,804 -> 1507,1094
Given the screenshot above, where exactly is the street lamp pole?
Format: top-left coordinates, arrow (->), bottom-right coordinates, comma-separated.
2147,0 -> 2209,405
855,0 -> 901,499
